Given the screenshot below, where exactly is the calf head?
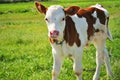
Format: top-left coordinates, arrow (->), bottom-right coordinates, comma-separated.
35,1 -> 80,43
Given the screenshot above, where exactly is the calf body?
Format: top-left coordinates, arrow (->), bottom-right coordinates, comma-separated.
35,2 -> 113,80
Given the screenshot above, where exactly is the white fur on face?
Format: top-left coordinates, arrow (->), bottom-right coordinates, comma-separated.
45,5 -> 66,40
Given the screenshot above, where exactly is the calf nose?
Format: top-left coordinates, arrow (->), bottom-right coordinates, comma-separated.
50,30 -> 59,38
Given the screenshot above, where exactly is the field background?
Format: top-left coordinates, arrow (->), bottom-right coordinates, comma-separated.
0,0 -> 120,80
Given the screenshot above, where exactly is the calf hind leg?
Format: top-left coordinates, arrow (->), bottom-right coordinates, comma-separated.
93,47 -> 113,80
103,48 -> 113,76
93,37 -> 112,80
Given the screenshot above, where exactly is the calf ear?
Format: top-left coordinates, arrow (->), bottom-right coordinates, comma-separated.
64,6 -> 80,15
35,1 -> 47,14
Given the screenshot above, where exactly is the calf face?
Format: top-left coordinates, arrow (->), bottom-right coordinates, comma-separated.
35,2 -> 80,42
45,5 -> 66,40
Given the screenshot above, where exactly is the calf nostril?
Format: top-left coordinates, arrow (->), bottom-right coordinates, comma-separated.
54,31 -> 59,36
50,31 -> 53,35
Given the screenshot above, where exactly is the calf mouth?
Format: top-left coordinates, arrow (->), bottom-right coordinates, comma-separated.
49,37 -> 64,45
49,37 -> 58,44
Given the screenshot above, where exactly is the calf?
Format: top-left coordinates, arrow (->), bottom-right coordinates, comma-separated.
35,2 -> 113,80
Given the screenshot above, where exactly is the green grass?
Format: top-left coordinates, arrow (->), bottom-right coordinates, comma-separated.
0,0 -> 120,80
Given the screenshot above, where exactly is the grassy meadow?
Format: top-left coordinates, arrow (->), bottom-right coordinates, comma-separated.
0,0 -> 120,80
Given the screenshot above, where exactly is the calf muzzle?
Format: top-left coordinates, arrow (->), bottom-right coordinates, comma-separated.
50,30 -> 59,38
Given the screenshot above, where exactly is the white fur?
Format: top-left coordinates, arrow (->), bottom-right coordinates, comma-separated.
71,15 -> 88,46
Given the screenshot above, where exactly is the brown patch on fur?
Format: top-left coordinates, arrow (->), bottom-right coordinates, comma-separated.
52,70 -> 56,77
74,71 -> 82,76
77,7 -> 96,40
85,7 -> 106,25
96,9 -> 106,25
68,54 -> 72,57
64,16 -> 81,47
77,7 -> 106,40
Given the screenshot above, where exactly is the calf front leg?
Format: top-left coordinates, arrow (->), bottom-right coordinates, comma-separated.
73,54 -> 83,80
52,51 -> 64,80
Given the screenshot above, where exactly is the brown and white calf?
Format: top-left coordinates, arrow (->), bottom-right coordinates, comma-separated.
35,2 -> 113,80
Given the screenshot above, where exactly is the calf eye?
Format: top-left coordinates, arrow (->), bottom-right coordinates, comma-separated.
45,18 -> 48,22
62,18 -> 65,21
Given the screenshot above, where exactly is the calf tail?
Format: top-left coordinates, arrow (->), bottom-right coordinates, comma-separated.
107,26 -> 113,41
106,17 -> 113,41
